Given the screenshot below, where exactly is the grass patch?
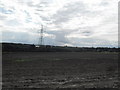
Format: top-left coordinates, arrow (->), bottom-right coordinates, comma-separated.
15,59 -> 34,62
15,59 -> 26,62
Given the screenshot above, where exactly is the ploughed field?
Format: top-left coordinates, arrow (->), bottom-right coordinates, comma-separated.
2,52 -> 119,88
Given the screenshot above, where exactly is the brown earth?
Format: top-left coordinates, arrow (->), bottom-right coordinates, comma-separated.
2,52 -> 119,88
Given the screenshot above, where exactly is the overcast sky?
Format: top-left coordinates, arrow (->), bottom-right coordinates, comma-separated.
0,0 -> 119,47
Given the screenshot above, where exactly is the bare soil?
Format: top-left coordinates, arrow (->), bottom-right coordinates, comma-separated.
2,52 -> 119,88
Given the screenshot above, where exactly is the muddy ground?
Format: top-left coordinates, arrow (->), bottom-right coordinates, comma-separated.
2,52 -> 119,89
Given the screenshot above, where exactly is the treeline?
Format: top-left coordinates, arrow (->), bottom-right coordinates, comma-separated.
2,43 -> 119,52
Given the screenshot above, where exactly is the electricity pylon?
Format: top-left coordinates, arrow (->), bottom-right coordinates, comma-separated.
38,24 -> 44,46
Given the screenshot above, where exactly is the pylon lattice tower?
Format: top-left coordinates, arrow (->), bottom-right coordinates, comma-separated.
38,24 -> 44,46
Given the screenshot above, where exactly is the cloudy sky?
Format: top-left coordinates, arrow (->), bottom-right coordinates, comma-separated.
0,0 -> 119,47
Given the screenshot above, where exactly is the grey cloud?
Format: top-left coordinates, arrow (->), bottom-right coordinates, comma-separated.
45,29 -> 74,46
68,37 -> 116,47
0,15 -> 7,20
76,26 -> 95,37
2,30 -> 70,46
45,27 -> 95,45
55,32 -> 69,44
46,31 -> 116,47
2,30 -> 37,44
1,0 -> 117,47
52,1 -> 88,25
40,16 -> 51,21
99,1 -> 109,6
81,31 -> 93,36
26,0 -> 52,8
2,28 -> 117,47
51,0 -> 111,27
5,19 -> 21,26
102,15 -> 117,25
